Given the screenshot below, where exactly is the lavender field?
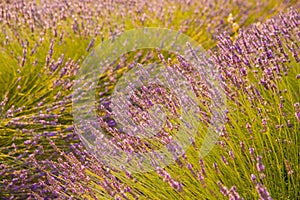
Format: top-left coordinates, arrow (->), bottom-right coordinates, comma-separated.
0,0 -> 299,199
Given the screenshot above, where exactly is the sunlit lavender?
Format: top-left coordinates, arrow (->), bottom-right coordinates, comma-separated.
0,0 -> 299,199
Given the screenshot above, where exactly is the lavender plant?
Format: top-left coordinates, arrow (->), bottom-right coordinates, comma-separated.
0,0 -> 299,199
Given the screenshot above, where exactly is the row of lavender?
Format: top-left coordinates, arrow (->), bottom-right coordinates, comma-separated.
0,0 -> 299,199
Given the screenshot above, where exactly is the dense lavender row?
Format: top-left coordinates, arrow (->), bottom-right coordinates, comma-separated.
70,8 -> 299,199
27,8 -> 299,199
0,0 -> 299,199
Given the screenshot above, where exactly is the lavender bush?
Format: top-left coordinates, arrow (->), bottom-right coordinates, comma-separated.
0,0 -> 299,199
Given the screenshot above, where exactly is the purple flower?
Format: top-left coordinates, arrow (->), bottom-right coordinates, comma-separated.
256,155 -> 265,173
